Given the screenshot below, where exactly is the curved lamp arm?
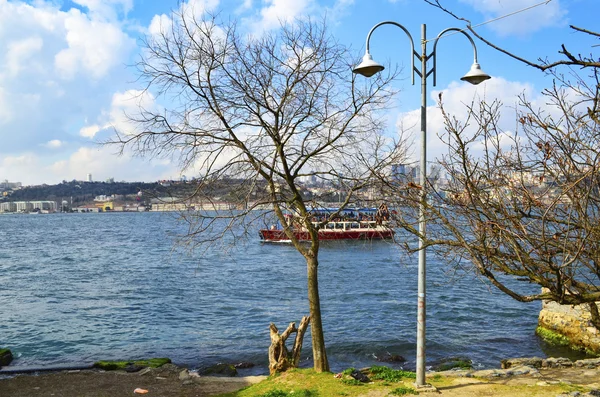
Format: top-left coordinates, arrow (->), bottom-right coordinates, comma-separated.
363,21 -> 417,85
431,28 -> 480,86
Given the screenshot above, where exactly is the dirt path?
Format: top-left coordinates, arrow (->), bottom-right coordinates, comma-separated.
0,365 -> 266,397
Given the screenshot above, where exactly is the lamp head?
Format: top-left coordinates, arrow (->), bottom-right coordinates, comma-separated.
460,63 -> 491,85
353,53 -> 385,78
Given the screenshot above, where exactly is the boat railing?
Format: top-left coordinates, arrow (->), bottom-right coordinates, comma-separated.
307,220 -> 387,230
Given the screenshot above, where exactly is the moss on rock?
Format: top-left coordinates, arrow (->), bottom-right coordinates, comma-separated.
433,357 -> 473,371
93,357 -> 171,371
0,348 -> 13,367
536,326 -> 571,347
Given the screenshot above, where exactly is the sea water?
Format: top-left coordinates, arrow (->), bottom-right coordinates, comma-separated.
0,212 -> 574,373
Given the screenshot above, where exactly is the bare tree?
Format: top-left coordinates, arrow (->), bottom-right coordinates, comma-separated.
110,8 -> 405,372
423,0 -> 600,71
387,3 -> 600,330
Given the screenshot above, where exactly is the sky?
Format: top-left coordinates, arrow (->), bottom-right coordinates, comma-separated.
0,0 -> 597,185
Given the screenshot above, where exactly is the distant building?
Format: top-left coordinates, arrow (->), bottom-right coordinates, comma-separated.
0,201 -> 57,213
0,202 -> 16,212
391,163 -> 418,183
0,180 -> 22,191
86,173 -> 93,182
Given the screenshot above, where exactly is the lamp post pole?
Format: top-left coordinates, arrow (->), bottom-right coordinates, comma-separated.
353,21 -> 490,388
416,23 -> 428,387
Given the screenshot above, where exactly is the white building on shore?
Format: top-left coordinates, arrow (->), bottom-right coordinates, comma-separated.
0,201 -> 57,213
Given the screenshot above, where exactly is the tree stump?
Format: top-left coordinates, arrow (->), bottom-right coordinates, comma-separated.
268,316 -> 310,375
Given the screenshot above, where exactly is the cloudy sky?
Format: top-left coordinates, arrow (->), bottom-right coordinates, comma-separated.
0,0 -> 597,185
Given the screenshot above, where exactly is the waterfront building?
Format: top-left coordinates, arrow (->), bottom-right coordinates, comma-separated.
0,202 -> 16,212
15,202 -> 33,212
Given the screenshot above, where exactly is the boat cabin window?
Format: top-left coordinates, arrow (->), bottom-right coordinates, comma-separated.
326,223 -> 335,229
351,222 -> 360,229
335,223 -> 343,229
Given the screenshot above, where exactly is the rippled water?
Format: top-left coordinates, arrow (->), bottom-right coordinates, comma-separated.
0,212 -> 579,373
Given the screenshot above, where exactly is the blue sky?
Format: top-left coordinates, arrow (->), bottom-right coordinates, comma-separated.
0,0 -> 597,185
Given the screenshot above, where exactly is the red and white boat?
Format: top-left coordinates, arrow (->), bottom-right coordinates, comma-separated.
259,206 -> 394,242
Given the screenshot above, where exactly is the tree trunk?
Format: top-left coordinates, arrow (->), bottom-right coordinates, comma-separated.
307,256 -> 329,372
291,315 -> 310,367
268,316 -> 311,375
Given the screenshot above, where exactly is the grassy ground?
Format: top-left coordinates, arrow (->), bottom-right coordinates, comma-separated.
216,367 -> 599,397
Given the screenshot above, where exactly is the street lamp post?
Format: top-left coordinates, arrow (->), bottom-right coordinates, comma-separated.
353,22 -> 490,387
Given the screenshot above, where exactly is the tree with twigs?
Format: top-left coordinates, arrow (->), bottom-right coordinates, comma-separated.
387,0 -> 600,333
109,8 -> 406,372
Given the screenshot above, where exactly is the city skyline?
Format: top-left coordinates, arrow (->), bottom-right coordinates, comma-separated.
0,0 -> 597,185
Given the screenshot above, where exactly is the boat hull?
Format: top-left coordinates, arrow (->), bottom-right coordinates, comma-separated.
259,228 -> 394,242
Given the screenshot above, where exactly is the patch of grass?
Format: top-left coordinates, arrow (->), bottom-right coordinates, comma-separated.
369,365 -> 416,382
584,348 -> 600,357
559,382 -> 588,393
341,367 -> 355,375
257,390 -> 288,397
223,369 -> 387,397
535,326 -> 570,346
255,389 -> 319,397
93,357 -> 171,371
217,368 -> 594,397
388,386 -> 419,395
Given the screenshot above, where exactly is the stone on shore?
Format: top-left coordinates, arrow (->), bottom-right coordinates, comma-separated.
200,363 -> 238,377
93,358 -> 172,371
0,349 -> 13,367
501,357 -> 543,369
502,356 -> 600,371
575,358 -> 600,368
433,357 -> 473,371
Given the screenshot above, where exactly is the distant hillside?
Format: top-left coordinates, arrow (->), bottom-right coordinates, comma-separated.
1,179 -> 268,204
3,181 -> 164,203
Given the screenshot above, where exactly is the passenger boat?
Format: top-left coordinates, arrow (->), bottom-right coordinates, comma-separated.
259,205 -> 394,242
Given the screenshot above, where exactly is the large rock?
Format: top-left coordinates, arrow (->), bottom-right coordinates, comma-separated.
200,363 -> 238,377
0,349 -> 13,367
374,352 -> 406,363
574,358 -> 600,369
501,357 -> 543,369
542,357 -> 573,368
538,298 -> 600,355
433,357 -> 473,371
93,358 -> 171,371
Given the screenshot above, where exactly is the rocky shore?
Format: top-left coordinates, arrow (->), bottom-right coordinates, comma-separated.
0,363 -> 266,397
1,356 -> 600,397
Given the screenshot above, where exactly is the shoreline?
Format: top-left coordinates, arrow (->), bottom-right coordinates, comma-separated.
1,358 -> 600,397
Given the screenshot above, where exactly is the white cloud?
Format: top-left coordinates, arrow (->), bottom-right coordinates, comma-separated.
148,13 -> 172,37
72,0 -> 134,20
236,0 -> 253,13
249,0 -> 313,34
397,77 -> 537,163
54,8 -> 135,80
1,144 -> 179,185
6,36 -> 43,76
80,124 -> 103,139
460,0 -> 567,36
107,89 -> 157,135
2,153 -> 37,167
0,0 -> 138,184
45,139 -> 64,149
